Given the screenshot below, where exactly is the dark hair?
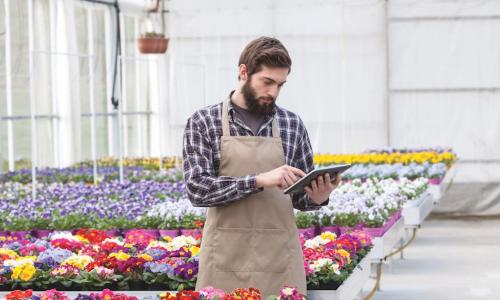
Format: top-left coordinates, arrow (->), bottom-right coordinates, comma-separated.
238,36 -> 292,79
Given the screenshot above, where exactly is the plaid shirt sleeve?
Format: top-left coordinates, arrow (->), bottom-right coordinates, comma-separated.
290,117 -> 329,211
182,111 -> 262,207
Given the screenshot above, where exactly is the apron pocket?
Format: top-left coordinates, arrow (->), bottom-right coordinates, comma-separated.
253,228 -> 290,273
214,227 -> 253,272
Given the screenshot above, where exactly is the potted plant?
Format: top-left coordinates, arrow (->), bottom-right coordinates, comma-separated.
295,212 -> 318,239
179,214 -> 205,239
137,32 -> 169,54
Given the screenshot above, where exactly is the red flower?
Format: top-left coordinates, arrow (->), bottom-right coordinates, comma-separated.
6,289 -> 33,300
76,228 -> 110,244
50,239 -> 84,251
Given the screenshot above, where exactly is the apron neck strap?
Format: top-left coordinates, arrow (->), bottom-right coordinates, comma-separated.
222,99 -> 280,138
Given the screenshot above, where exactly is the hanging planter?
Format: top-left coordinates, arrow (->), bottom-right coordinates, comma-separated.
137,32 -> 169,54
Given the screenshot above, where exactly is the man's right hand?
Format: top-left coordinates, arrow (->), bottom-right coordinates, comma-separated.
255,165 -> 306,189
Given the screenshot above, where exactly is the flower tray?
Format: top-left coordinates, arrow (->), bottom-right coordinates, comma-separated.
307,251 -> 371,300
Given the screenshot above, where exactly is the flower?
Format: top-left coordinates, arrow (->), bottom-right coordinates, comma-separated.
11,263 -> 36,281
279,286 -> 305,300
50,265 -> 79,277
62,255 -> 94,270
39,289 -> 70,300
109,251 -> 131,261
6,289 -> 33,300
199,286 -> 225,299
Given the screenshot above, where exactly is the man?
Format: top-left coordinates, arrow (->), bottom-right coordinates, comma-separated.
183,37 -> 340,297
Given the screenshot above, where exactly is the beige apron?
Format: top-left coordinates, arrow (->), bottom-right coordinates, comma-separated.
195,100 -> 307,297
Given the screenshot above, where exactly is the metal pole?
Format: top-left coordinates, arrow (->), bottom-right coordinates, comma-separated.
104,8 -> 115,157
27,0 -> 37,200
120,15 -> 128,159
87,7 -> 98,185
4,0 -> 15,171
49,0 -> 60,167
384,0 -> 391,146
134,18 -> 143,157
340,0 -> 347,153
117,13 -> 124,183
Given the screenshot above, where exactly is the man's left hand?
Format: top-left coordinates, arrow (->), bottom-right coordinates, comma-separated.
304,173 -> 341,205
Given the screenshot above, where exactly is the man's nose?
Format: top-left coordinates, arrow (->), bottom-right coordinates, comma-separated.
268,85 -> 279,99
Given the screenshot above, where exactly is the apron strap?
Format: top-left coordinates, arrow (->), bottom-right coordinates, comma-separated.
222,98 -> 280,138
222,100 -> 230,137
271,118 -> 279,138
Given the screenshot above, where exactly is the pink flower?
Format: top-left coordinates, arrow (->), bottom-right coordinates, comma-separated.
200,286 -> 225,299
40,289 -> 70,300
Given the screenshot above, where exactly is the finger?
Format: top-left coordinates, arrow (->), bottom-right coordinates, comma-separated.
335,173 -> 341,184
286,170 -> 299,183
283,173 -> 295,187
317,175 -> 325,190
304,186 -> 313,195
288,166 -> 306,178
282,177 -> 290,189
325,173 -> 331,183
310,178 -> 318,191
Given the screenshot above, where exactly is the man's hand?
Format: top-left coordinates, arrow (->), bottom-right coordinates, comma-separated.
256,165 -> 306,189
304,173 -> 341,205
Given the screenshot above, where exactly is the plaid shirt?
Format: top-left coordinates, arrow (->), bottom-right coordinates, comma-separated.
182,95 -> 326,211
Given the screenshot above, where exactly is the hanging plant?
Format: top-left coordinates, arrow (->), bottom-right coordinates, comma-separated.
137,32 -> 169,54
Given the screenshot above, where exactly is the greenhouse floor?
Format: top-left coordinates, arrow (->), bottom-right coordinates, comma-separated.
361,218 -> 500,300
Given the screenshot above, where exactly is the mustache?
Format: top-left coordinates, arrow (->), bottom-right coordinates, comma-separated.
259,96 -> 275,102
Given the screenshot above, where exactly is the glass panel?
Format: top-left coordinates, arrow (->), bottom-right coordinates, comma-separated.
0,120 -> 6,172
81,116 -> 109,161
13,120 -> 32,169
12,75 -> 31,116
35,118 -> 54,167
33,51 -> 53,115
10,2 -> 30,116
125,114 -> 150,157
93,9 -> 108,113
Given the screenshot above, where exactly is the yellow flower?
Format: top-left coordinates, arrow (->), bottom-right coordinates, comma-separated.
0,249 -> 19,259
75,235 -> 90,244
19,264 -> 36,281
189,246 -> 201,256
138,253 -> 153,262
62,255 -> 93,270
320,232 -> 337,241
162,236 -> 173,242
109,251 -> 130,261
337,249 -> 351,264
11,265 -> 22,280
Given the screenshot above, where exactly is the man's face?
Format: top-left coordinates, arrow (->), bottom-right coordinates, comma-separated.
241,65 -> 289,114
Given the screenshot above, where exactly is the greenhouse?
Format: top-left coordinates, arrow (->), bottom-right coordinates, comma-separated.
0,0 -> 499,299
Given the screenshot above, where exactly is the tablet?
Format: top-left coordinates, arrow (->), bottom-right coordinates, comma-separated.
283,164 -> 351,194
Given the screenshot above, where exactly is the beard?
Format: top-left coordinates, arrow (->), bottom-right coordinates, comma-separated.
241,76 -> 276,115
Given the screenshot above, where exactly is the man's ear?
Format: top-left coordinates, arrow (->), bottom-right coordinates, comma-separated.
238,64 -> 248,81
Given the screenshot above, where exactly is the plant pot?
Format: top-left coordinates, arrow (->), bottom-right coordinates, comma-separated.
9,230 -> 32,240
159,229 -> 180,239
297,227 -> 317,239
123,229 -> 159,238
137,37 -> 169,54
179,228 -> 202,239
105,229 -> 122,237
362,226 -> 385,237
33,229 -> 52,239
319,226 -> 340,235
307,280 -> 343,290
429,177 -> 443,185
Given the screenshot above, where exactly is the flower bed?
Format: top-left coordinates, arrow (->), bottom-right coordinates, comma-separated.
0,227 -> 372,293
